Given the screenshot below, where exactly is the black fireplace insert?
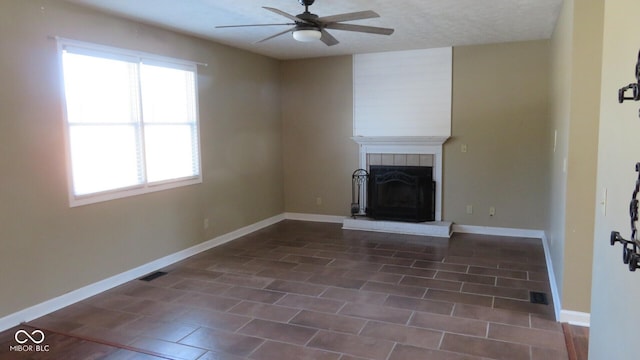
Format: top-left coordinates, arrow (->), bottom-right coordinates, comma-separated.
367,165 -> 435,222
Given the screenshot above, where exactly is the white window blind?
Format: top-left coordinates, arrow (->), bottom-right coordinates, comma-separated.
59,40 -> 201,206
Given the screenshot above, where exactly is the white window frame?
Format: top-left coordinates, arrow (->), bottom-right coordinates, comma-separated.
57,38 -> 203,207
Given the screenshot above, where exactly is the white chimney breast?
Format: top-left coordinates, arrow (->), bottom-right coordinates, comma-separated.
353,47 -> 452,138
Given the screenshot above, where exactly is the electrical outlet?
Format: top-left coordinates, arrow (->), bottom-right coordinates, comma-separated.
466,205 -> 473,214
204,218 -> 209,229
489,207 -> 496,216
316,197 -> 323,206
461,144 -> 468,153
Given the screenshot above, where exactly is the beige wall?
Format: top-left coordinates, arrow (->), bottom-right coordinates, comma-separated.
281,41 -> 551,232
547,0 -> 603,314
281,56 -> 358,216
547,0 -> 572,313
444,41 -> 550,229
562,0 -> 603,314
0,0 -> 283,318
590,0 -> 640,357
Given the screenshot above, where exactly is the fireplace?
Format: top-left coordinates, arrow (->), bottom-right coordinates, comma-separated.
345,137 -> 451,236
368,165 -> 435,222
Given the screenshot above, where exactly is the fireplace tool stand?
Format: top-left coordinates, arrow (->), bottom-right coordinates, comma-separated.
351,169 -> 368,218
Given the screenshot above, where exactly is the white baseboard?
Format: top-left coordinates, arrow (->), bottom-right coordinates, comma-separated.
452,224 -> 545,239
540,233 -> 562,322
0,213 -> 285,333
538,234 -> 591,327
284,212 -> 346,224
560,310 -> 591,327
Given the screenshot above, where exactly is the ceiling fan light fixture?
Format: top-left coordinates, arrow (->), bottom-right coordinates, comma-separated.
218,2 -> 394,47
292,29 -> 322,42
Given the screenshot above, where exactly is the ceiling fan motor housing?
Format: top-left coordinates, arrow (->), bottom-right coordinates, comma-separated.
296,12 -> 320,29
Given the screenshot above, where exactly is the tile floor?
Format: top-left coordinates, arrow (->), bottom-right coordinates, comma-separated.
0,220 -> 569,359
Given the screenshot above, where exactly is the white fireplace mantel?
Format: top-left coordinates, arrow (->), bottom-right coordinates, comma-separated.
352,135 -> 450,222
351,136 -> 449,147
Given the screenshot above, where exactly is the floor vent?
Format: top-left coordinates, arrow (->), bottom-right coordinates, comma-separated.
530,291 -> 549,305
139,271 -> 168,282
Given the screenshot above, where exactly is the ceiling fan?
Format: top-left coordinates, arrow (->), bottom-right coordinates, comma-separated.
216,0 -> 394,46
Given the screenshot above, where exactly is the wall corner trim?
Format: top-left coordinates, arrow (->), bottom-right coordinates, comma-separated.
0,213 -> 285,333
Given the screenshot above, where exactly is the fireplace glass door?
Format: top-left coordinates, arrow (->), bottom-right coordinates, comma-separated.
368,165 -> 435,222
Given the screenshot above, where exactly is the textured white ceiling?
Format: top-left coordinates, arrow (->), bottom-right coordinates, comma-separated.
63,0 -> 563,60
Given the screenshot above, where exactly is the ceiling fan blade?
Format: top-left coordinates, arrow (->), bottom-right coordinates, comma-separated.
216,23 -> 295,28
263,7 -> 311,24
325,23 -> 394,35
317,10 -> 379,24
320,29 -> 339,46
256,26 -> 296,43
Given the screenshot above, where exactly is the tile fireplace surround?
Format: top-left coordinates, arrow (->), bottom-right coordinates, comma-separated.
345,136 -> 452,238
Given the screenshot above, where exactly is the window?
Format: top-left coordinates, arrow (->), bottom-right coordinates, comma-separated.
58,40 -> 201,206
